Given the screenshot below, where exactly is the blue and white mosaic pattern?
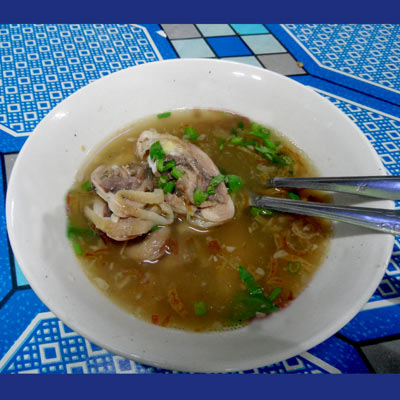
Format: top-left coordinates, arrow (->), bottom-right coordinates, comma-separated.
0,24 -> 166,136
1,312 -> 362,374
1,24 -> 400,374
282,24 -> 400,91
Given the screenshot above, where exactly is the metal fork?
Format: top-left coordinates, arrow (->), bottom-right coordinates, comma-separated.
251,176 -> 400,235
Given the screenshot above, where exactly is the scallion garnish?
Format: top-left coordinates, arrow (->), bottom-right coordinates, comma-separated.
288,192 -> 300,200
250,206 -> 274,217
158,175 -> 169,188
183,126 -> 199,141
207,186 -> 217,195
263,138 -> 277,150
268,288 -> 282,302
157,112 -> 171,119
225,174 -> 243,193
230,136 -> 243,145
162,159 -> 176,172
81,180 -> 92,191
219,139 -> 226,151
67,226 -> 96,239
249,122 -> 270,140
171,167 -> 185,180
279,155 -> 293,166
232,127 -> 237,136
229,266 -> 279,323
239,265 -> 263,297
287,261 -> 302,274
238,120 -> 244,129
194,301 -> 207,316
163,181 -> 175,194
193,188 -> 209,205
149,141 -> 166,161
151,225 -> 160,232
73,242 -> 83,255
156,159 -> 164,173
242,140 -> 257,147
209,174 -> 225,186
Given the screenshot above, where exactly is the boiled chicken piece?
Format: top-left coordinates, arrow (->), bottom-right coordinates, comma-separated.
136,130 -> 234,226
86,162 -> 174,240
91,163 -> 155,217
84,199 -> 156,241
124,226 -> 171,262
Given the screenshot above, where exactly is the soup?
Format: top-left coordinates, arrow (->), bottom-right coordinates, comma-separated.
66,109 -> 331,332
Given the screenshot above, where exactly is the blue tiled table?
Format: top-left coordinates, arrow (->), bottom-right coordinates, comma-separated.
1,24 -> 400,374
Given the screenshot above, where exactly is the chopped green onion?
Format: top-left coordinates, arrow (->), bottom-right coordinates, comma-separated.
279,155 -> 293,166
193,188 -> 209,205
249,122 -> 270,140
288,192 -> 300,200
73,242 -> 83,255
194,301 -> 207,316
230,292 -> 278,323
226,174 -> 243,193
287,261 -> 302,274
171,167 -> 185,180
232,127 -> 237,136
238,265 -> 263,297
219,139 -> 226,151
207,186 -> 217,195
184,126 -> 199,140
230,265 -> 279,323
67,226 -> 96,239
238,120 -> 244,129
164,160 -> 176,170
158,175 -> 169,188
156,159 -> 164,173
209,174 -> 225,187
163,181 -> 175,194
230,136 -> 243,145
255,145 -> 279,160
242,140 -> 257,147
250,206 -> 274,217
81,180 -> 92,191
157,112 -> 171,119
149,141 -> 166,161
151,225 -> 160,232
158,159 -> 176,172
268,288 -> 282,302
288,170 -> 294,176
263,138 -> 277,150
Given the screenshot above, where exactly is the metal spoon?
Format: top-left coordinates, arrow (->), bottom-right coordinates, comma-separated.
268,176 -> 400,200
250,176 -> 400,235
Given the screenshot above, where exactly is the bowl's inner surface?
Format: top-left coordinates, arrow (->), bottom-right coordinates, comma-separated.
6,59 -> 393,372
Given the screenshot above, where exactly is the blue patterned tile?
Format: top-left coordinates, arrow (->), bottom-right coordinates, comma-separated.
196,24 -> 235,37
171,38 -> 215,58
269,24 -> 400,105
242,34 -> 286,55
231,24 -> 269,35
206,36 -> 251,57
0,24 -> 170,137
0,312 -> 363,374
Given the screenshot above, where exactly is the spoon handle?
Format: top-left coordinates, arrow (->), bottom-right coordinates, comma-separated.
269,176 -> 400,200
251,195 -> 400,235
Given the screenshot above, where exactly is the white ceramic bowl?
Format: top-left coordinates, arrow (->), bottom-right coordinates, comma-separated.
6,59 -> 394,372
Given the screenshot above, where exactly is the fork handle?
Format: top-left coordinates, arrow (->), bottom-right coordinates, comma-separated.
252,195 -> 400,235
269,176 -> 400,200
